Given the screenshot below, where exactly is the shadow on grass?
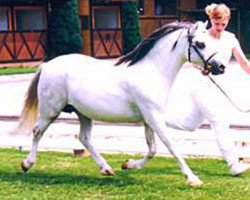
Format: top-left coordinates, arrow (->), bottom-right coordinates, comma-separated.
0,170 -> 140,188
0,165 -> 185,188
199,168 -> 231,178
136,167 -> 182,176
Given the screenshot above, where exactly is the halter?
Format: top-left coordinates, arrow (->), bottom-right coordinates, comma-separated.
187,28 -> 217,73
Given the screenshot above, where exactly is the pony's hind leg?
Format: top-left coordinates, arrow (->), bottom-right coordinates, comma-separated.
122,122 -> 156,169
76,112 -> 114,175
21,117 -> 55,172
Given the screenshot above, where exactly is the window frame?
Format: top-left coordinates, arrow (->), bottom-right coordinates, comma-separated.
14,6 -> 47,31
137,0 -> 145,15
154,0 -> 178,17
0,7 -> 11,31
92,6 -> 121,30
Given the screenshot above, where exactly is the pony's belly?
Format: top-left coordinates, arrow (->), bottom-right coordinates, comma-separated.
81,109 -> 142,123
88,112 -> 142,123
73,100 -> 143,123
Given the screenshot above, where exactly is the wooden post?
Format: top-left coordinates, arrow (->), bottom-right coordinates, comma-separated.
79,0 -> 91,55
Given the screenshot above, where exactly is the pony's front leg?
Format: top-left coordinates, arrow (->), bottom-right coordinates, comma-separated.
76,112 -> 114,175
142,110 -> 203,187
122,122 -> 156,169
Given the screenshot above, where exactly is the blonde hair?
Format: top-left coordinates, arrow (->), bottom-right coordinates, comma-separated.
205,3 -> 231,20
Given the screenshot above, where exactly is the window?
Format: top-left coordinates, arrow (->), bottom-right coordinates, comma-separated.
137,0 -> 144,15
93,7 -> 119,29
15,8 -> 46,31
197,0 -> 238,9
0,8 -> 9,31
155,0 -> 177,16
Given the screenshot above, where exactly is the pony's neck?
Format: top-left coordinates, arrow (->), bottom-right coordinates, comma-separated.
146,30 -> 187,85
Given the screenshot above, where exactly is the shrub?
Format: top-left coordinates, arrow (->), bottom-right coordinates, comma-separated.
46,0 -> 82,60
121,2 -> 141,54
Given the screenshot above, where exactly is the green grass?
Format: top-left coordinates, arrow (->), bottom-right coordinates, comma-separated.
247,54 -> 250,59
0,67 -> 37,76
0,148 -> 249,200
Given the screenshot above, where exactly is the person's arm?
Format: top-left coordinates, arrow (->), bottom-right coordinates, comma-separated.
233,45 -> 250,74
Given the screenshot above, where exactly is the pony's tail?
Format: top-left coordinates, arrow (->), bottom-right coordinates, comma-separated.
12,68 -> 42,135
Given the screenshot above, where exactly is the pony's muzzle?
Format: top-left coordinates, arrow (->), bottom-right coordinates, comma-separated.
206,61 -> 225,75
214,64 -> 225,75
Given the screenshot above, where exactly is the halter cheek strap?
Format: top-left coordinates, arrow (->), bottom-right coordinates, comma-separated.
187,29 -> 193,63
187,28 -> 217,72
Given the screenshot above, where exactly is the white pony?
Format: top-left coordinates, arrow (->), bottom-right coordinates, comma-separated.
15,21 -> 225,187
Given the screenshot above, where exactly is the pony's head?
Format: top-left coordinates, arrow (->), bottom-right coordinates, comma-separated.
115,21 -> 225,75
186,21 -> 225,75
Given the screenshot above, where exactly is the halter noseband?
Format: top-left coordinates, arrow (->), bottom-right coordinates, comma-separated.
187,29 -> 217,73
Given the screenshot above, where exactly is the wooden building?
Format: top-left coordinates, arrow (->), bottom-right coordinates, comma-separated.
0,0 -> 249,63
82,0 -> 250,56
79,0 -> 196,58
0,0 -> 48,63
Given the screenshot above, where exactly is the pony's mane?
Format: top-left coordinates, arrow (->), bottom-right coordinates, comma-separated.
116,21 -> 193,66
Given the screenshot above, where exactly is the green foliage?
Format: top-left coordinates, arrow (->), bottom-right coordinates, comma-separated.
121,2 -> 141,54
46,0 -> 82,60
246,53 -> 250,59
0,148 -> 250,199
0,67 -> 36,76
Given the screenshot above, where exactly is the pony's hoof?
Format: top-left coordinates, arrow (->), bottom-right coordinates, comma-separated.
21,161 -> 29,173
121,160 -> 129,170
187,179 -> 203,188
121,159 -> 139,170
100,169 -> 115,176
230,163 -> 250,176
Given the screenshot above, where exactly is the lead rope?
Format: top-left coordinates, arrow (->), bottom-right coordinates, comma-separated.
207,74 -> 250,113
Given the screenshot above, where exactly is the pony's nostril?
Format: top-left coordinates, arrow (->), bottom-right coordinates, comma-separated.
219,65 -> 225,74
220,64 -> 226,70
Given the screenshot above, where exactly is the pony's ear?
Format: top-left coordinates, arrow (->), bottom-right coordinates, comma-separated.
196,21 -> 207,30
190,21 -> 207,35
189,23 -> 198,35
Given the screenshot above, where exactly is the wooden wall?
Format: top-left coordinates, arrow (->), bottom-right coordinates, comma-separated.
0,5 -> 47,63
78,0 -> 198,57
139,0 -> 196,38
78,0 -> 91,55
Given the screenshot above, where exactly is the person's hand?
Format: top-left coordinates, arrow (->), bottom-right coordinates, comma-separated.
201,69 -> 210,76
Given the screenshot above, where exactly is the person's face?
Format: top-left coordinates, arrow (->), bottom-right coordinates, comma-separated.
210,18 -> 229,34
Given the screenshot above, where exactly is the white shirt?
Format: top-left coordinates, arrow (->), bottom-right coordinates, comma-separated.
208,31 -> 241,66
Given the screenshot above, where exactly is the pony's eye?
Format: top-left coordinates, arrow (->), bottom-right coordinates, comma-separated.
195,41 -> 205,49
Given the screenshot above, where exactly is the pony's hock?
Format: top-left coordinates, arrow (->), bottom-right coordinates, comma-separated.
14,21 -> 241,187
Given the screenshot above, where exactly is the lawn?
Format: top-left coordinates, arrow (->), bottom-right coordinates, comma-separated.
0,67 -> 37,76
0,148 -> 249,200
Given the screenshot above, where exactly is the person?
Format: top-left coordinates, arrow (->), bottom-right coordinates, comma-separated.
185,3 -> 250,176
205,3 -> 250,74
